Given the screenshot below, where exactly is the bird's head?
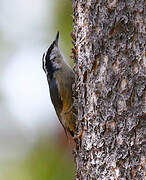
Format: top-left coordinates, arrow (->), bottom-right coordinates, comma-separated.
42,32 -> 63,75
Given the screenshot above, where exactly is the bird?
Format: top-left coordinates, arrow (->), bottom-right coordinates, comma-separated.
42,32 -> 77,137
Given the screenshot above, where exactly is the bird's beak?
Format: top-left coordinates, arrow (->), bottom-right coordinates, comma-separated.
55,31 -> 59,46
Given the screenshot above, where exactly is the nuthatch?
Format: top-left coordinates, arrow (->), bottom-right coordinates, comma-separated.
42,32 -> 77,137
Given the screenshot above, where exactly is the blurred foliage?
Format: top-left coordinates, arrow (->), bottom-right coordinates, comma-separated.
54,0 -> 73,65
1,139 -> 75,180
0,1 -> 75,179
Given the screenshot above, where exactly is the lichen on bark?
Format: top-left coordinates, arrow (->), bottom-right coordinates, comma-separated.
72,0 -> 145,179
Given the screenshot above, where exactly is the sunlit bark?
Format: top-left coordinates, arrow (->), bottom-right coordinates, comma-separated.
72,0 -> 145,179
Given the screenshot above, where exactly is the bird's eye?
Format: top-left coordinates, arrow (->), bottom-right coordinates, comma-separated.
51,57 -> 56,61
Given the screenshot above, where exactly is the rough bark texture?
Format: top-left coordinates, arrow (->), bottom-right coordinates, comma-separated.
72,0 -> 145,179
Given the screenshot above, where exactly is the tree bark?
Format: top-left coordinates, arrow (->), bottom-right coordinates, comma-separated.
72,0 -> 145,179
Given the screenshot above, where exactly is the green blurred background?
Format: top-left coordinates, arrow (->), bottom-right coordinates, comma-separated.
0,0 -> 75,179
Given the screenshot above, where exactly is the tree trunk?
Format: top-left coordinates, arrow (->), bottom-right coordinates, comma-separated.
72,0 -> 145,179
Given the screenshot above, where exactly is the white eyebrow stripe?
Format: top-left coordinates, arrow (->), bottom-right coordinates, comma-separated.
42,50 -> 48,74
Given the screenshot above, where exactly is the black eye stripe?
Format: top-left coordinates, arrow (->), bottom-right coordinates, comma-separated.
46,41 -> 55,60
42,39 -> 57,74
51,57 -> 56,61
